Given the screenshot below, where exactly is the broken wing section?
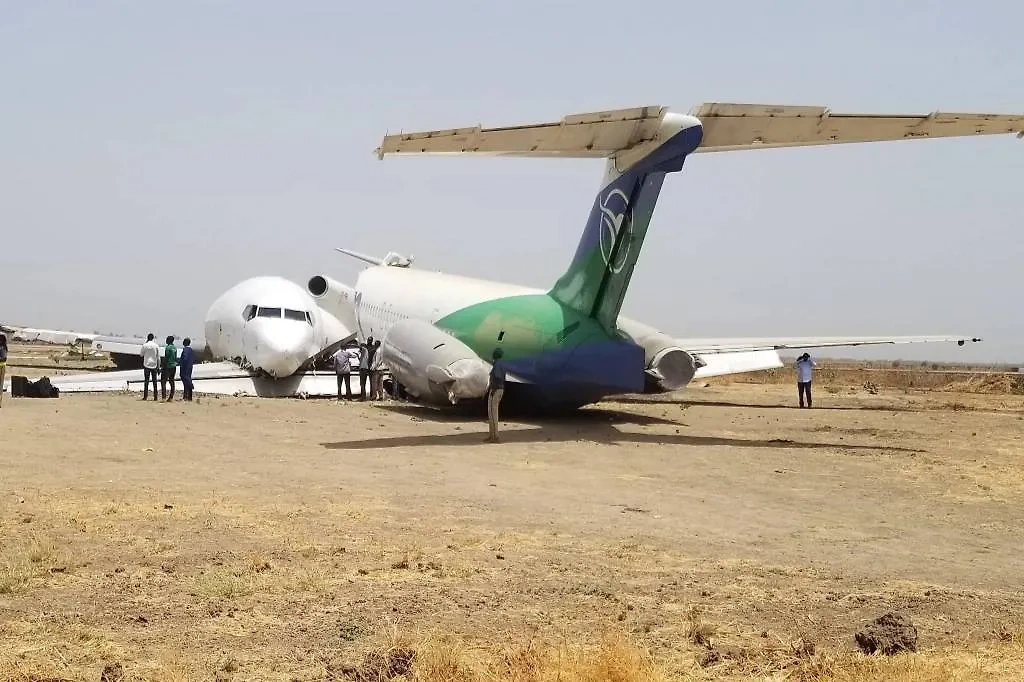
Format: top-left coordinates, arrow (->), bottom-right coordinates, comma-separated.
30,363 -> 347,398
2,325 -> 99,345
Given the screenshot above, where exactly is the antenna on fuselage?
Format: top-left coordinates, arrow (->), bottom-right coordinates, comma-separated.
335,247 -> 412,268
335,248 -> 385,266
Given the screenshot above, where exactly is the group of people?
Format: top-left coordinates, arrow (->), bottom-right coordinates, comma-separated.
332,336 -> 386,401
140,334 -> 196,402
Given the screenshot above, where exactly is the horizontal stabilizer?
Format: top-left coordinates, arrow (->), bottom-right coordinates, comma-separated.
374,103 -> 1024,160
690,103 -> 1024,153
375,106 -> 667,159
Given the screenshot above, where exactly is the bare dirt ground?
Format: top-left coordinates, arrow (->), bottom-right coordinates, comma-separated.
1,345 -> 1023,680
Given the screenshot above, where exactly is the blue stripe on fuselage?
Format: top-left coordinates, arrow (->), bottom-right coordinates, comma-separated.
501,338 -> 646,397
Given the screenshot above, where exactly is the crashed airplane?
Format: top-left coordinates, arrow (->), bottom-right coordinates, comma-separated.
301,102 -> 1021,410
6,102 -> 1020,406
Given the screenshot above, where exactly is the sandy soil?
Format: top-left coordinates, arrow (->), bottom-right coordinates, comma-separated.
1,353 -> 1023,680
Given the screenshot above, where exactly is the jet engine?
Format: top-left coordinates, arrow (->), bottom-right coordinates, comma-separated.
380,319 -> 491,405
616,319 -> 704,392
307,275 -> 357,331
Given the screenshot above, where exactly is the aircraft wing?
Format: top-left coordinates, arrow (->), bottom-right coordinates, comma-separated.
28,364 -> 346,398
1,325 -> 99,346
690,103 -> 1024,153
679,335 -> 981,379
2,324 -> 201,356
692,350 -> 785,379
680,335 -> 982,355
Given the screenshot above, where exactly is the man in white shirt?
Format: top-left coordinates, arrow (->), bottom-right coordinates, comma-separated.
140,333 -> 161,401
332,345 -> 352,401
795,352 -> 817,408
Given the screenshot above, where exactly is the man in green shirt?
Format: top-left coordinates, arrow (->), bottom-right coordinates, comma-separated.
160,335 -> 178,402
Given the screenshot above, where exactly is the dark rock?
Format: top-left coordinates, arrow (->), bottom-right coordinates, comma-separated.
855,612 -> 918,655
340,648 -> 416,681
100,662 -> 124,682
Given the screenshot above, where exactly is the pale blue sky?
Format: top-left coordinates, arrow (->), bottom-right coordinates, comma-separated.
2,1 -> 1021,363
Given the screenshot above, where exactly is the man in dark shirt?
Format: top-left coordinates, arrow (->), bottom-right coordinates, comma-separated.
179,338 -> 196,402
160,335 -> 178,402
485,347 -> 506,443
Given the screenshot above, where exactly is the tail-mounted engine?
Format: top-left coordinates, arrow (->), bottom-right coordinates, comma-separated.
616,318 -> 705,392
380,319 -> 491,405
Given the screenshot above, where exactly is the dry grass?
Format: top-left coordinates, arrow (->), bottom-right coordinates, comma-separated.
331,627 -> 670,682
2,384 -> 1024,681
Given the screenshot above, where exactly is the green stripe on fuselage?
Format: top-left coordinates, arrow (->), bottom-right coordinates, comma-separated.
434,293 -> 616,362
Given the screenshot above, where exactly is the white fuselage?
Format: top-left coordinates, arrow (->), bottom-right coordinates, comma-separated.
203,276 -> 347,377
349,266 -> 665,349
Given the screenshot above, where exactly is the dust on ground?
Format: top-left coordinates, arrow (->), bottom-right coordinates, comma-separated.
1,364 -> 1023,680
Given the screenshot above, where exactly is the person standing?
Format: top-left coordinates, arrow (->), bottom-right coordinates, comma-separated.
178,337 -> 195,401
333,345 -> 352,401
485,348 -> 506,443
141,333 -> 160,401
369,339 -> 385,400
0,333 -> 7,408
795,352 -> 817,408
161,336 -> 178,401
358,337 -> 373,400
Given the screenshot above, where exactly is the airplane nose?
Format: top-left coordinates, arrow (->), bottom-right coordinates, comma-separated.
243,322 -> 314,378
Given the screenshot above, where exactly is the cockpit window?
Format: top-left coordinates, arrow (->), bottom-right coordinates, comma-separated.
283,308 -> 309,323
243,305 -> 257,321
257,307 -> 282,318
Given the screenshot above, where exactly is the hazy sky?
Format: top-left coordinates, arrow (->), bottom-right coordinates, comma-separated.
2,2 -> 1021,363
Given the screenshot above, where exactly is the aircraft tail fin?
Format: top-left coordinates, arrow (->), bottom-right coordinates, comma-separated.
374,105 -> 705,329
374,101 -> 1024,330
546,113 -> 704,329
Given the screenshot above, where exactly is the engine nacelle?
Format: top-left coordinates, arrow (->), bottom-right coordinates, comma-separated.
645,343 -> 704,391
616,318 -> 704,392
380,319 -> 491,405
307,275 -> 357,332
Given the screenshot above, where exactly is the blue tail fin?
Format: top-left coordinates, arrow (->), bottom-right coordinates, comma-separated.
549,113 -> 704,330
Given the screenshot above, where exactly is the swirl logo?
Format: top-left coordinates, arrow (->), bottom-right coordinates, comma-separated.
598,188 -> 633,274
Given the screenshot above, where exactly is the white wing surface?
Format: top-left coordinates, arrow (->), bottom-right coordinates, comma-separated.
2,325 -> 99,345
681,335 -> 981,355
36,364 -> 345,398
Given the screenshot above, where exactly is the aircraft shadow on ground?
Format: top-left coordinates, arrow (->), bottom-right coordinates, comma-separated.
371,403 -> 682,427
321,405 -> 923,452
613,397 -> 924,413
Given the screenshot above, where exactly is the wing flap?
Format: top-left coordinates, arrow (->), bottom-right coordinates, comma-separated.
690,103 -> 1024,153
